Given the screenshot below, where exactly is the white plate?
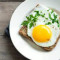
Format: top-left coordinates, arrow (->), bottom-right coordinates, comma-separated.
10,0 -> 60,60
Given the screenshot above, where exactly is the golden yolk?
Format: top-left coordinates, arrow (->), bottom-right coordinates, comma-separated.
32,25 -> 52,43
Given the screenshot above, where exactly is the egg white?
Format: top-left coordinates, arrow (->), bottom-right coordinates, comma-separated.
27,5 -> 60,47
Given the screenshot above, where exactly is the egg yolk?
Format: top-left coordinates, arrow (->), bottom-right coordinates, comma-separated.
32,25 -> 52,43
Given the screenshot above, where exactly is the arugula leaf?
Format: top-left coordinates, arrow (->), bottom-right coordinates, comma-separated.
21,21 -> 29,26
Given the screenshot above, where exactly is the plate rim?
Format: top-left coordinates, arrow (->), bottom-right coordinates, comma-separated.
9,0 -> 60,60
9,0 -> 30,60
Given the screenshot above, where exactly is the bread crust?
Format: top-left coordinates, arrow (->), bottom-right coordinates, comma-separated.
19,26 -> 60,51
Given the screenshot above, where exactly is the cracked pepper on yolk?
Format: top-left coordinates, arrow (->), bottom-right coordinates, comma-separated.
32,25 -> 52,43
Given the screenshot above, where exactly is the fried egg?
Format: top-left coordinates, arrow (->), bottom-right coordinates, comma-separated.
27,5 -> 60,47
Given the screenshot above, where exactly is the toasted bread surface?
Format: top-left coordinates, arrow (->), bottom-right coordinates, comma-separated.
19,4 -> 60,51
19,26 -> 60,51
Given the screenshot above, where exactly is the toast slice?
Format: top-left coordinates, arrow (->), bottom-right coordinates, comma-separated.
19,26 -> 60,51
19,4 -> 60,51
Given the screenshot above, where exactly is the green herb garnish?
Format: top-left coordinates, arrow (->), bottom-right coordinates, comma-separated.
49,13 -> 53,20
52,14 -> 57,23
21,9 -> 59,28
34,11 -> 40,16
41,13 -> 45,17
26,16 -> 30,21
21,21 -> 29,26
45,22 -> 51,25
55,20 -> 59,24
49,13 -> 58,23
54,14 -> 57,20
29,22 -> 34,28
58,24 -> 60,27
51,10 -> 54,14
22,11 -> 40,28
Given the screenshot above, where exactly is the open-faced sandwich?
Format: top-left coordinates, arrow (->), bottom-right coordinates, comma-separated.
19,4 -> 60,51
